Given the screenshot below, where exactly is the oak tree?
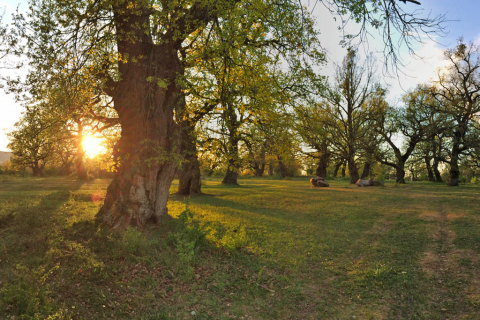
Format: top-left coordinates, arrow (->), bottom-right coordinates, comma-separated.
431,41 -> 480,186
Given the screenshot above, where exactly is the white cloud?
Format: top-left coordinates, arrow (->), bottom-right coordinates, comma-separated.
384,38 -> 448,100
0,1 -> 14,12
0,90 -> 23,151
474,33 -> 480,46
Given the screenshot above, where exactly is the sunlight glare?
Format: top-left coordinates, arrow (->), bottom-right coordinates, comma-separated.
82,136 -> 105,158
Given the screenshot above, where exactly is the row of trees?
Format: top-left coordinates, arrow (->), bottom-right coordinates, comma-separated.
2,0 -> 455,229
8,42 -> 480,187
298,43 -> 480,186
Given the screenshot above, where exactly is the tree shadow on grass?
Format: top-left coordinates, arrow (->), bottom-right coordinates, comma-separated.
0,178 -> 92,318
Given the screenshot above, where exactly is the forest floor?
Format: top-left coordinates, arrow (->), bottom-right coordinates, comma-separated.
1,175 -> 480,319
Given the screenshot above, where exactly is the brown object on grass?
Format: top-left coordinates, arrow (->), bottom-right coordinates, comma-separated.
310,176 -> 329,187
356,178 -> 385,187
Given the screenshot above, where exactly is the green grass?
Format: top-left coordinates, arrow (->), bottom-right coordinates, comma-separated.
1,176 -> 480,319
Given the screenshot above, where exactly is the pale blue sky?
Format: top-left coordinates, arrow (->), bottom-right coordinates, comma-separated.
1,0 -> 479,151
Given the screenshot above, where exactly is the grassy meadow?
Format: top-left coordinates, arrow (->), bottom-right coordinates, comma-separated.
0,176 -> 480,319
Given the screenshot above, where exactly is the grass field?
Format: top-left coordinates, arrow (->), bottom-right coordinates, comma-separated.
1,176 -> 480,319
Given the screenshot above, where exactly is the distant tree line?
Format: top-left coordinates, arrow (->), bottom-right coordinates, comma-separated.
6,41 -> 480,188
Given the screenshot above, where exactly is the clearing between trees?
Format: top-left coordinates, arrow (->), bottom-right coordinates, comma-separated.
0,176 -> 479,319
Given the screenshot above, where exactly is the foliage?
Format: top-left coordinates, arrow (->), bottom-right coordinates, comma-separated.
295,49 -> 384,181
430,40 -> 480,185
7,107 -> 61,176
0,264 -> 60,319
373,84 -> 441,183
167,204 -> 211,280
328,0 -> 446,73
0,160 -> 18,175
0,9 -> 23,79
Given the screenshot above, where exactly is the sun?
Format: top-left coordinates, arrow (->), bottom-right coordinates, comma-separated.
82,135 -> 105,158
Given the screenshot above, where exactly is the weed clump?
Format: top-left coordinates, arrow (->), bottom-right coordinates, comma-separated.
167,205 -> 210,280
0,264 -> 69,319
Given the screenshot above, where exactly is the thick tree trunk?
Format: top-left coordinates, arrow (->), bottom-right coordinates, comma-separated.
315,151 -> 330,178
448,132 -> 464,186
341,163 -> 346,177
32,162 -> 42,177
255,162 -> 266,177
433,159 -> 442,182
396,166 -> 406,184
97,8 -> 182,229
431,138 -> 443,182
222,136 -> 240,185
448,166 -> 460,186
222,168 -> 238,184
360,162 -> 371,179
347,155 -> 359,184
315,162 -> 327,178
425,156 -> 434,181
268,159 -> 274,176
346,96 -> 358,184
177,121 -> 201,195
177,152 -> 201,195
448,148 -> 460,186
333,162 -> 342,177
278,160 -> 287,178
411,169 -> 418,181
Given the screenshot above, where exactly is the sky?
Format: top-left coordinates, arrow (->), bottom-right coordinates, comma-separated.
0,0 -> 479,151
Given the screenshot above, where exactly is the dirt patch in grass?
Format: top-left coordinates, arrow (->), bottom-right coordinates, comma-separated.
417,200 -> 480,318
369,219 -> 392,235
419,210 -> 441,221
446,213 -> 466,220
420,251 -> 441,277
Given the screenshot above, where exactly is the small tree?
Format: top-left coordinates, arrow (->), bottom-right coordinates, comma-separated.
295,102 -> 333,178
7,107 -> 58,176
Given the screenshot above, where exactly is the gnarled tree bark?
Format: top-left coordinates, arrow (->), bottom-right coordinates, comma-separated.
315,150 -> 330,178
360,161 -> 372,179
177,121 -> 201,195
97,5 -> 189,229
332,161 -> 342,177
425,156 -> 435,181
433,159 -> 442,182
222,136 -> 240,185
32,161 -> 43,177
